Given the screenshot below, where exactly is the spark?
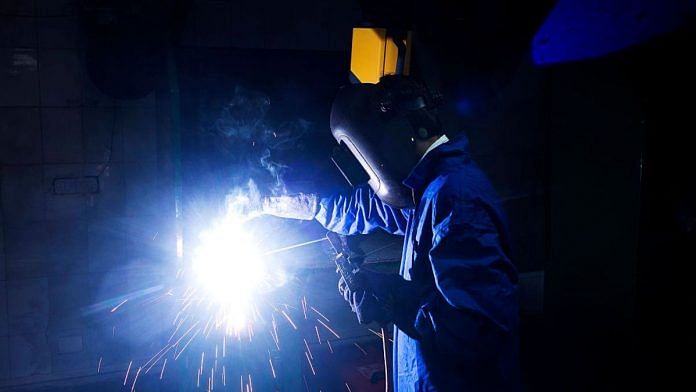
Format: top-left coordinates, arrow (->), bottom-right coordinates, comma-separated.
354,342 -> 367,356
168,317 -> 187,340
304,338 -> 314,360
305,351 -> 316,375
270,330 -> 280,350
200,351 -> 205,378
97,357 -> 102,373
345,383 -> 353,392
203,314 -> 215,337
160,358 -> 167,380
381,326 -> 390,392
145,345 -> 173,373
130,367 -> 142,392
271,315 -> 279,342
174,328 -> 201,360
111,299 -> 128,313
142,288 -> 170,306
143,344 -> 172,372
281,310 -> 297,330
327,339 -> 334,353
123,360 -> 132,385
315,326 -> 322,344
173,300 -> 195,325
269,355 -> 276,378
368,328 -> 383,339
172,320 -> 200,346
316,318 -> 340,338
310,306 -> 330,322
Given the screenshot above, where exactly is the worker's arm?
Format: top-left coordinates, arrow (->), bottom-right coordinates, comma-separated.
314,185 -> 410,236
262,185 -> 409,235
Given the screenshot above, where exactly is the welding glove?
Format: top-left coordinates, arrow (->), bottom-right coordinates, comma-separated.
261,193 -> 319,220
338,274 -> 383,324
338,269 -> 421,335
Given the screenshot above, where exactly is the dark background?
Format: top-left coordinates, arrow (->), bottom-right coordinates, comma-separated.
1,0 -> 694,390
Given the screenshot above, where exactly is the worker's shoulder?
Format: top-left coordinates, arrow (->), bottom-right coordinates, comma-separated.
433,162 -> 494,200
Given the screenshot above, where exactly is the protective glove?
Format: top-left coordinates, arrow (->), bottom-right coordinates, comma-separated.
226,192 -> 263,220
262,193 -> 319,220
338,269 -> 422,336
338,274 -> 388,325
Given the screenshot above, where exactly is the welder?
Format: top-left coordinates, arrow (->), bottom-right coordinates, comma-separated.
261,75 -> 519,391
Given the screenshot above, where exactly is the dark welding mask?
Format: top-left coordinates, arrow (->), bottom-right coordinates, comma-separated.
330,82 -> 443,208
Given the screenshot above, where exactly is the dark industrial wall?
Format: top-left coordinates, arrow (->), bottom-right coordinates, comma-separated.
545,59 -> 642,390
0,0 -> 177,388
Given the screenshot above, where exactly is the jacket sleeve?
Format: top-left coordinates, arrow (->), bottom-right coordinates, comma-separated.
314,185 -> 410,236
413,189 -> 518,360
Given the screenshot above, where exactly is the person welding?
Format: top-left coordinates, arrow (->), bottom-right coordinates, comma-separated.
259,73 -> 520,391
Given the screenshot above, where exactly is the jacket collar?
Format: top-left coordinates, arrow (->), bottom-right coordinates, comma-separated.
403,133 -> 471,193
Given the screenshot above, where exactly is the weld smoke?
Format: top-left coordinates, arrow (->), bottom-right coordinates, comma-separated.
213,86 -> 312,204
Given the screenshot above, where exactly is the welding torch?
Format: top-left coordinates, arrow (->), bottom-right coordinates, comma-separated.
325,232 -> 393,326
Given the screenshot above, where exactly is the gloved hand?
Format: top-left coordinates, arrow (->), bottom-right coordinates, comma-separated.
338,273 -> 389,325
262,193 -> 319,220
338,269 -> 421,334
226,192 -> 264,220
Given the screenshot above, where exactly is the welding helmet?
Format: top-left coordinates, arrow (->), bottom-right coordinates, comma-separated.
329,76 -> 443,208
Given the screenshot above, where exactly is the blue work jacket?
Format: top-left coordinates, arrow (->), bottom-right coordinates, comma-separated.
315,135 -> 519,391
